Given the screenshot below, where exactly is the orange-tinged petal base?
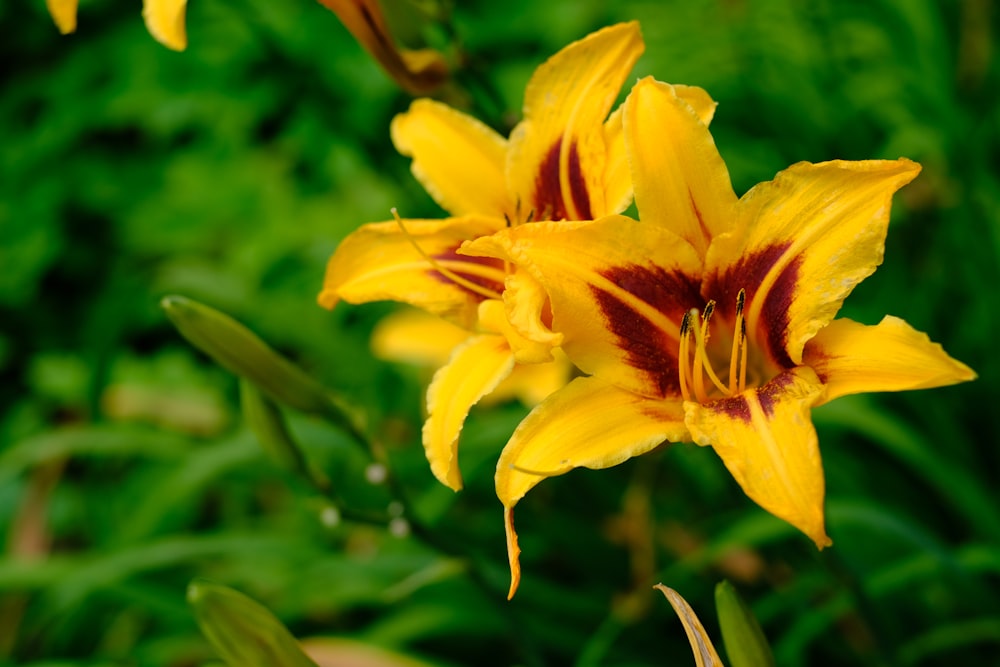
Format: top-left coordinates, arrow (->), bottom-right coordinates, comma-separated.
685,366 -> 831,548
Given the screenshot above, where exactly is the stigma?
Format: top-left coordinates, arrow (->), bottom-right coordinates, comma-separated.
678,288 -> 747,403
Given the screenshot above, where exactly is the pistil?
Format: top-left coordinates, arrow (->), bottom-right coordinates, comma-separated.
677,289 -> 751,403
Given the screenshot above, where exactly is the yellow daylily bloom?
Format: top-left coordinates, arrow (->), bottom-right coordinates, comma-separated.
47,0 -> 188,51
319,23 -> 649,491
315,0 -> 448,95
464,77 -> 976,597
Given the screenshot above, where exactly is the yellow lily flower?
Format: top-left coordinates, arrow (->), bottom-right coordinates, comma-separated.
47,0 -> 188,51
464,77 -> 976,597
319,22 -> 657,491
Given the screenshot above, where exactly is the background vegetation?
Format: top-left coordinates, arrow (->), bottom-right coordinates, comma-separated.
1,0 -> 997,665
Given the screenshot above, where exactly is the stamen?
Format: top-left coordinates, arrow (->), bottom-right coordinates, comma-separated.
728,288 -> 746,394
392,208 -> 502,301
678,310 -> 692,402
739,319 -> 748,392
691,302 -> 731,399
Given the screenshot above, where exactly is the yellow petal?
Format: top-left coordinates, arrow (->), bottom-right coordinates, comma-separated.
391,100 -> 512,217
497,375 -> 687,596
804,316 -> 976,404
318,216 -> 504,330
496,348 -> 574,407
47,0 -> 77,34
370,308 -> 470,367
600,105 -> 632,215
424,334 -> 515,491
477,298 -> 558,365
507,22 -> 644,220
316,0 -> 447,94
493,269 -> 564,360
685,366 -> 831,548
624,77 -> 737,256
143,0 -> 188,51
654,584 -> 726,667
463,216 -> 702,399
706,159 -> 922,369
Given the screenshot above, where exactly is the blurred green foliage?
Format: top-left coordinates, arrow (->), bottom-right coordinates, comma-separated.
1,0 -> 998,665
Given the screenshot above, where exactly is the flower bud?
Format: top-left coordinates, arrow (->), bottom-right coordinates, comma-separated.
715,580 -> 775,667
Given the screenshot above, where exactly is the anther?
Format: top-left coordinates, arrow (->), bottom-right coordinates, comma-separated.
678,311 -> 692,402
728,288 -> 748,394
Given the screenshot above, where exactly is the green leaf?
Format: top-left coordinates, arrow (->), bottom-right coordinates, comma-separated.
187,579 -> 319,667
715,581 -> 775,667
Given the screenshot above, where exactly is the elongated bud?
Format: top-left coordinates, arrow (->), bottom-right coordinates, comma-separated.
654,583 -> 724,667
187,579 -> 319,667
715,581 -> 775,667
240,380 -> 330,491
161,296 -> 363,441
315,0 -> 448,94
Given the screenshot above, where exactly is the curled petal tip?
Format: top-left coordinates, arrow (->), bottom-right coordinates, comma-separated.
504,507 -> 521,600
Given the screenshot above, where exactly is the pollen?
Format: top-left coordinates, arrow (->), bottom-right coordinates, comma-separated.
678,288 -> 748,403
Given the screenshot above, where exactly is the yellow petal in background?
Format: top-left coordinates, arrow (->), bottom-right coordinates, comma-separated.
507,21 -> 644,221
625,77 -> 737,256
391,100 -> 512,217
47,0 -> 78,34
655,584 -> 726,667
685,367 -> 831,549
143,0 -> 188,51
371,308 -> 471,368
423,334 -> 515,491
804,316 -> 976,404
497,375 -> 687,596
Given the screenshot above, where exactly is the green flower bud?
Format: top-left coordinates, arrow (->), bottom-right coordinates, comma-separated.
715,580 -> 775,667
188,579 -> 318,667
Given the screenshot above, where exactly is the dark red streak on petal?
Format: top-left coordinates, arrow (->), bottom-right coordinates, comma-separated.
428,248 -> 505,300
591,264 -> 702,398
709,394 -> 752,423
703,243 -> 798,369
534,139 -> 592,221
756,371 -> 795,418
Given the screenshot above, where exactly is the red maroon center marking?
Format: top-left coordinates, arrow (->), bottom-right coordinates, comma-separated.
427,247 -> 505,301
534,139 -> 592,221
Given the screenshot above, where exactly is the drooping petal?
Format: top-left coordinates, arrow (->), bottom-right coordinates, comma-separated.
507,22 -> 644,221
391,100 -> 512,217
318,216 -> 505,329
497,375 -> 688,597
316,0 -> 448,94
142,0 -> 188,51
804,316 -> 976,404
704,159 -> 921,369
424,334 -> 515,490
370,307 -> 470,367
624,77 -> 737,256
47,0 -> 77,34
685,366 -> 831,549
464,216 -> 703,399
655,584 -> 725,667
